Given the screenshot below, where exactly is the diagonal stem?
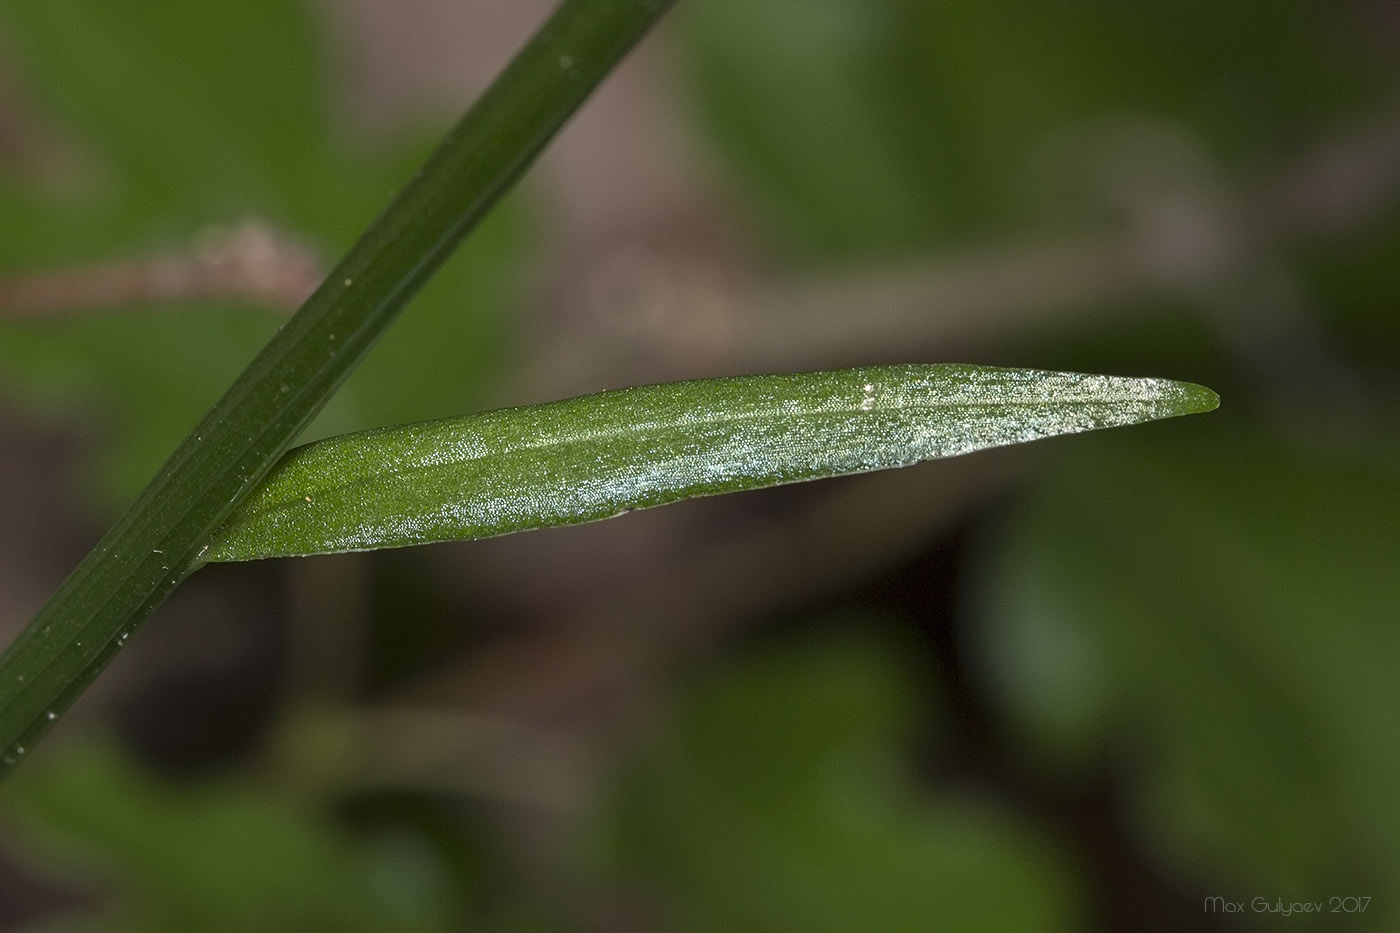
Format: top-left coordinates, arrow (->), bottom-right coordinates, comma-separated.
0,0 -> 675,778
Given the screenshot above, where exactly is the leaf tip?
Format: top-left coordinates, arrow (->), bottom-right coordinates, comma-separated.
1171,379 -> 1220,416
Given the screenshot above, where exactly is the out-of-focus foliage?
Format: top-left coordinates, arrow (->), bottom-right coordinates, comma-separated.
679,0 -> 1385,254
0,0 -> 527,505
970,423 -> 1400,925
2,742 -> 456,932
593,623 -> 1082,931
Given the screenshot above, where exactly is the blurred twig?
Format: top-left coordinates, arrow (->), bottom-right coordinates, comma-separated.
523,96 -> 1400,391
0,222 -> 324,317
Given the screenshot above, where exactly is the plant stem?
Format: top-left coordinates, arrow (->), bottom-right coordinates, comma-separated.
0,0 -> 675,777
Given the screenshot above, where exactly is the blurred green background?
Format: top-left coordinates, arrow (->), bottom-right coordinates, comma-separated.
0,1 -> 1396,930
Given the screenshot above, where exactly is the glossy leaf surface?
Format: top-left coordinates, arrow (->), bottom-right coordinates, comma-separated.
208,364 -> 1217,561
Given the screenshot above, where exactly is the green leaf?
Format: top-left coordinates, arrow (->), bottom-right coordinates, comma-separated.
206,364 -> 1217,561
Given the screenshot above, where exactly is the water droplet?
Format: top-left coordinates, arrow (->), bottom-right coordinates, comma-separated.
558,54 -> 574,70
860,383 -> 877,411
15,746 -> 23,755
343,277 -> 353,286
45,711 -> 56,721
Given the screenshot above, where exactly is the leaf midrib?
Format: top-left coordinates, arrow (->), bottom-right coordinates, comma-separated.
243,385 -> 1160,512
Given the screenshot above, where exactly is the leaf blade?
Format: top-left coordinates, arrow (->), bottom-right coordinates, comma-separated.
207,365 -> 1218,561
